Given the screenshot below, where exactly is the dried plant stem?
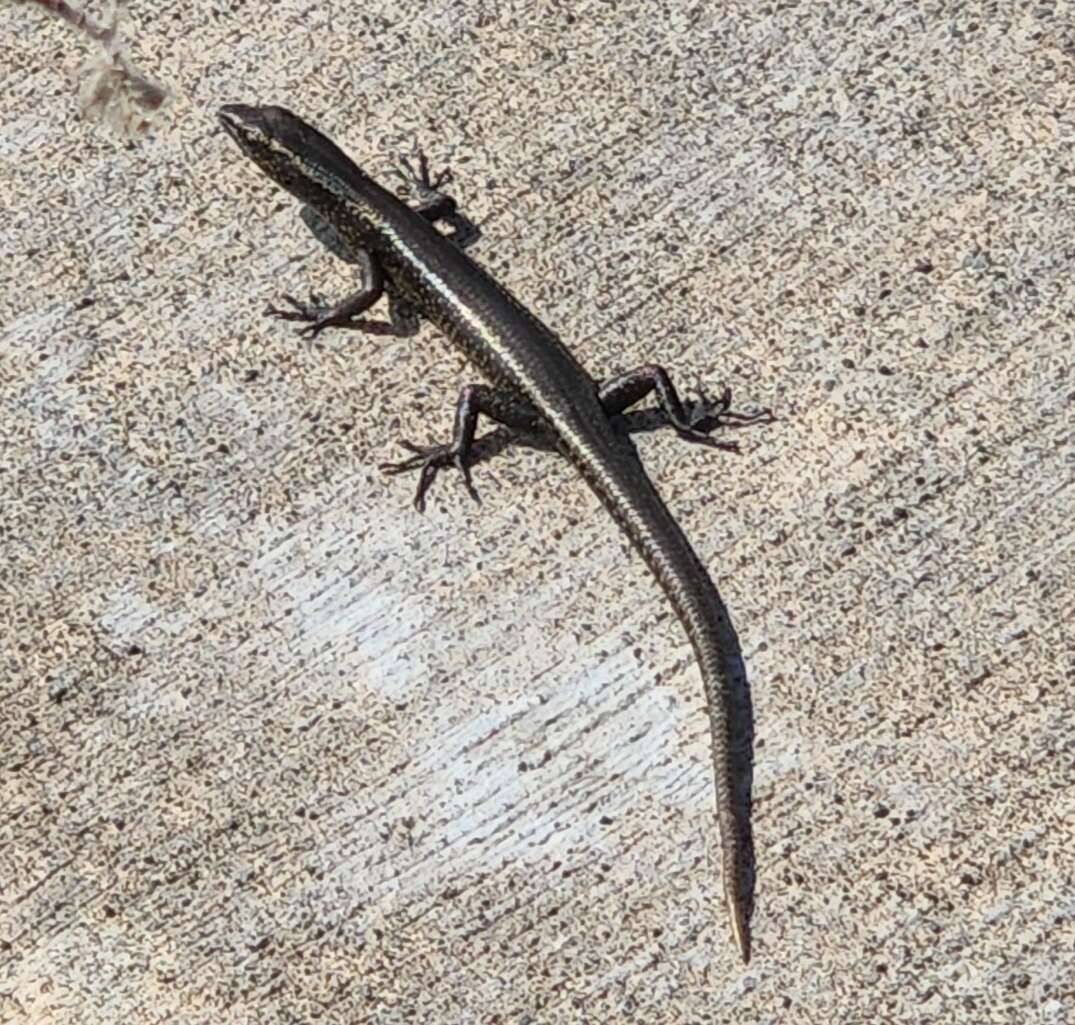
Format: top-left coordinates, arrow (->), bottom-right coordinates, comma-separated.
18,0 -> 171,137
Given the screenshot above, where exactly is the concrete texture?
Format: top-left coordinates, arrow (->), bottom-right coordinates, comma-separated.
2,1 -> 1073,1022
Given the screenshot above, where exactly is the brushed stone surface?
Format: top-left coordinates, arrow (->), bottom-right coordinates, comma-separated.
2,2 -> 1072,1023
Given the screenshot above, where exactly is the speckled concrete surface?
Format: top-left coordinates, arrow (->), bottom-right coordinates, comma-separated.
2,2 -> 1073,1023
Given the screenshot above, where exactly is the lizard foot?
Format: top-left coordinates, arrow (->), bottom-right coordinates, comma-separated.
379,440 -> 480,513
392,149 -> 480,248
265,293 -> 335,336
394,150 -> 453,197
688,382 -> 775,442
265,293 -> 371,337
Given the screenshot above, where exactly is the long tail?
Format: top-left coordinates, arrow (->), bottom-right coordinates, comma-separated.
572,438 -> 756,962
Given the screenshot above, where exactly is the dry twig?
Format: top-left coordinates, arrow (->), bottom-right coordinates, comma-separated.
19,0 -> 171,138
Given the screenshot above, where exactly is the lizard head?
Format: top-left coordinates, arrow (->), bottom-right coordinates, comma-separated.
218,104 -> 367,208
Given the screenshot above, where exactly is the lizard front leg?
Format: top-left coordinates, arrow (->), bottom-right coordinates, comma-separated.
268,150 -> 479,337
395,150 -> 481,248
264,245 -> 420,337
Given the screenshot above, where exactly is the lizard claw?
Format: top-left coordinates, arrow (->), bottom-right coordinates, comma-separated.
679,382 -> 774,447
265,293 -> 369,338
685,379 -> 732,427
396,149 -> 452,198
266,293 -> 328,334
661,380 -> 736,450
266,293 -> 310,321
379,440 -> 481,512
693,381 -> 777,428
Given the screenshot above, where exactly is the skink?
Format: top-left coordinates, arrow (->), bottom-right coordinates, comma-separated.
219,104 -> 765,961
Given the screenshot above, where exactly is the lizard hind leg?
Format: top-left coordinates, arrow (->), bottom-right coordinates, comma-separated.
598,364 -> 773,449
379,384 -> 541,512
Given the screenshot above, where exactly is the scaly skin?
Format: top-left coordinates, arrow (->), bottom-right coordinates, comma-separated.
219,104 -> 757,961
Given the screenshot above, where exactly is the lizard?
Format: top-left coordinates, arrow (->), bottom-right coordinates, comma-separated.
218,103 -> 766,962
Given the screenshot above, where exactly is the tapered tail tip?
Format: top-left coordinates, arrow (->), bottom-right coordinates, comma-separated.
729,894 -> 751,963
